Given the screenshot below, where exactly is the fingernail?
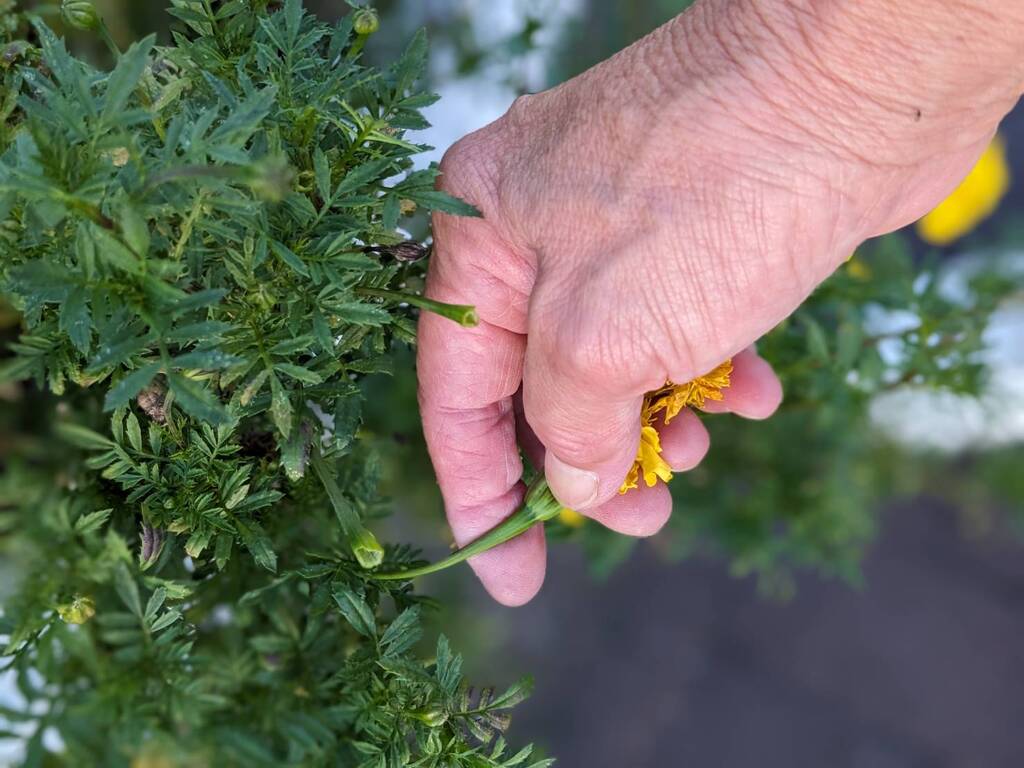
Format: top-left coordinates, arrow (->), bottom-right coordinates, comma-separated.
545,452 -> 600,510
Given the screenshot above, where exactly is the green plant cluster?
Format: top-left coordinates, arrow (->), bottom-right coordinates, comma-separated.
0,2 -> 550,766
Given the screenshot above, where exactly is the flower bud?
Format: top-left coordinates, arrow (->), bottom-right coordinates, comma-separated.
61,0 -> 101,32
57,596 -> 96,625
411,707 -> 449,728
353,9 -> 379,36
246,156 -> 295,203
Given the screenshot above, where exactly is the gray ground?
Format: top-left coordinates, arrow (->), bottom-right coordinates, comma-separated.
482,501 -> 1024,768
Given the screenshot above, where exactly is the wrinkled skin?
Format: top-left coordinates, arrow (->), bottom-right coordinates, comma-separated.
417,0 -> 1024,605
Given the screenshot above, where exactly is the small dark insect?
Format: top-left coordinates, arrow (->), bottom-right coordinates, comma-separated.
363,240 -> 432,263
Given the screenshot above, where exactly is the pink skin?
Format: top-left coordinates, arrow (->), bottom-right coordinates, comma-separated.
417,0 -> 1024,605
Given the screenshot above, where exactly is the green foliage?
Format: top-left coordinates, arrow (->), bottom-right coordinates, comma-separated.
0,2 -> 544,765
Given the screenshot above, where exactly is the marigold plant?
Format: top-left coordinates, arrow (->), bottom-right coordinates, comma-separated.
0,2 -> 551,765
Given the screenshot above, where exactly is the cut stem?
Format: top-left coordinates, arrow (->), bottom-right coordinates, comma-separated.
373,478 -> 563,580
356,287 -> 478,328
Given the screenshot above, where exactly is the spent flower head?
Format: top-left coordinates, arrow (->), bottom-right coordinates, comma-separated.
619,361 -> 733,494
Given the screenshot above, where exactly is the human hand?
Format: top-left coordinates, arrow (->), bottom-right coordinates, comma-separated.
417,0 -> 1024,605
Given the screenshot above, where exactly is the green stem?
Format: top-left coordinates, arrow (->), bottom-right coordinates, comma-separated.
97,20 -> 120,59
355,287 -> 478,328
138,164 -> 249,198
311,446 -> 384,569
373,478 -> 563,580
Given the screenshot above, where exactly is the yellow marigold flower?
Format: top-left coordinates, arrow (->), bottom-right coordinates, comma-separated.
916,136 -> 1010,246
558,507 -> 586,528
619,361 -> 732,494
647,360 -> 733,423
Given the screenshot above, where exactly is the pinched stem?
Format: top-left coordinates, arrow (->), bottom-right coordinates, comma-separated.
355,287 -> 479,328
373,477 -> 563,580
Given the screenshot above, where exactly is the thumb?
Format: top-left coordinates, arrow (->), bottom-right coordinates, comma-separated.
522,338 -> 644,511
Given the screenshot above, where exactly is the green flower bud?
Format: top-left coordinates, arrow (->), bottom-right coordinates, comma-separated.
353,8 -> 379,36
57,596 -> 96,625
61,0 -> 101,32
246,156 -> 295,203
410,707 -> 449,728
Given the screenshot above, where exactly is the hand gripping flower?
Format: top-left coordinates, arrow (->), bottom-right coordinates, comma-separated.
375,361 -> 732,581
620,361 -> 733,493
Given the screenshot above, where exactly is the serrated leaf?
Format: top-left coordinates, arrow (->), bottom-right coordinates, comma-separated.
435,635 -> 462,695
214,533 -> 233,570
240,369 -> 271,406
210,85 -> 278,147
330,584 -> 376,639
313,147 -> 331,202
313,310 -> 334,354
125,411 -> 143,452
280,422 -> 311,481
55,422 -> 116,451
60,287 -> 91,353
333,393 -> 362,450
172,289 -> 228,314
335,303 -> 391,327
335,157 -> 394,196
402,189 -> 481,217
119,201 -> 150,257
185,528 -> 213,558
274,363 -> 323,384
149,608 -> 182,633
393,28 -> 428,96
172,348 -> 240,370
162,321 -> 234,343
269,239 -> 309,277
269,374 -> 293,438
73,508 -> 113,535
102,35 -> 156,125
144,587 -> 167,624
379,607 -> 421,657
284,0 -> 303,44
167,372 -> 228,424
236,520 -> 277,573
114,563 -> 143,618
486,677 -> 534,711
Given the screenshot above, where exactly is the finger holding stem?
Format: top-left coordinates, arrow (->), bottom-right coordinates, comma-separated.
373,478 -> 563,581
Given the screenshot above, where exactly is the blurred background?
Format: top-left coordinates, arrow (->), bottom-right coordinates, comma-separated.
4,1 -> 1024,766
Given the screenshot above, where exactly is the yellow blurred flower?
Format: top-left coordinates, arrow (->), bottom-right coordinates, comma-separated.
845,256 -> 872,280
558,507 -> 586,527
56,596 -> 95,625
916,136 -> 1010,246
619,361 -> 732,494
131,753 -> 174,768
